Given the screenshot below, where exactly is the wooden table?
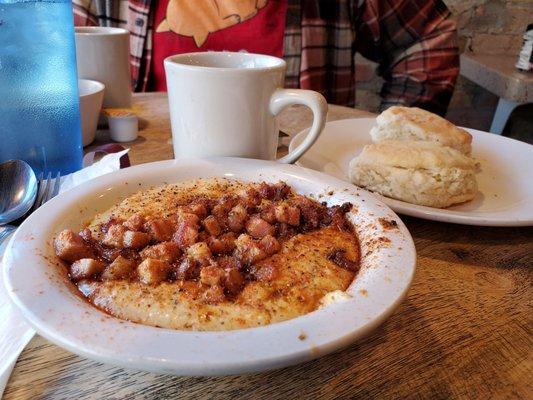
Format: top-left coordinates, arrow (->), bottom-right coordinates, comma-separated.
4,93 -> 532,399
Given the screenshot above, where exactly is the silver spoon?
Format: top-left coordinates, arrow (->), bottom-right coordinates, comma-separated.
0,160 -> 38,229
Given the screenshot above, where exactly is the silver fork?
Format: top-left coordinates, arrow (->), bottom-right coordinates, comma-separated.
0,172 -> 61,247
29,171 -> 61,213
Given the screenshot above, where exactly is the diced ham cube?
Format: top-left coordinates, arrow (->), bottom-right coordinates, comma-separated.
250,262 -> 279,282
234,234 -> 267,265
78,228 -> 93,242
327,249 -> 359,271
217,255 -> 242,271
202,284 -> 225,303
100,217 -> 123,233
211,204 -> 226,220
274,182 -> 291,200
186,242 -> 213,266
175,257 -> 200,280
70,258 -> 106,281
177,203 -> 209,220
123,230 -> 151,249
102,224 -> 127,248
291,195 -> 327,230
206,232 -> 237,255
137,258 -> 171,285
227,204 -> 248,233
275,203 -> 300,226
173,219 -> 199,249
140,241 -> 181,263
326,203 -> 353,231
211,197 -> 239,229
187,202 -> 209,219
259,201 -> 276,224
119,248 -> 139,260
199,265 -> 225,286
54,230 -> 94,262
238,187 -> 261,209
259,235 -> 281,255
224,268 -> 244,295
277,222 -> 296,238
176,211 -> 200,227
221,194 -> 239,204
165,213 -> 179,228
197,231 -> 209,243
101,256 -> 136,280
258,182 -> 290,201
206,236 -> 224,255
202,215 -> 221,236
246,215 -> 275,239
144,218 -> 174,242
257,182 -> 274,199
219,232 -> 237,251
100,247 -> 121,263
123,214 -> 145,231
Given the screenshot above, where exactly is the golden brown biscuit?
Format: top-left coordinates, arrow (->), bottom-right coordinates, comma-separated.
370,106 -> 473,155
349,141 -> 478,208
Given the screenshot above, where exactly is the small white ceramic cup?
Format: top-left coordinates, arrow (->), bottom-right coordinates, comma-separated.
108,114 -> 138,143
75,27 -> 132,108
78,79 -> 105,146
164,52 -> 327,163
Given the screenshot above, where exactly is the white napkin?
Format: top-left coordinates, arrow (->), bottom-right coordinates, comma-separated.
0,149 -> 128,398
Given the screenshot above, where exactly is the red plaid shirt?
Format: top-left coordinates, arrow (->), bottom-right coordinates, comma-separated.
73,0 -> 459,115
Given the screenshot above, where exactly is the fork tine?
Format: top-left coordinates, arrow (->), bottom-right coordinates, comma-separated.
30,172 -> 45,213
47,172 -> 61,201
25,171 -> 61,217
39,172 -> 53,207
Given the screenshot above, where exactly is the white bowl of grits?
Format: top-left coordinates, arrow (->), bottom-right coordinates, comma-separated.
3,157 -> 416,375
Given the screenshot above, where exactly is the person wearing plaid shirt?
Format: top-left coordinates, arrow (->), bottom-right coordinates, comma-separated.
73,0 -> 459,115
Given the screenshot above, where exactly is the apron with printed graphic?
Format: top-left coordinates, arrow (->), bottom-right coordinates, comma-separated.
150,0 -> 288,91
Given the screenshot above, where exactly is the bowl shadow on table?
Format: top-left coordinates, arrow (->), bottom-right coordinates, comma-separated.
5,299 -> 449,400
91,131 -> 147,147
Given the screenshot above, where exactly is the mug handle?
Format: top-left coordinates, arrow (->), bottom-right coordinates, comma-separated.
269,89 -> 328,164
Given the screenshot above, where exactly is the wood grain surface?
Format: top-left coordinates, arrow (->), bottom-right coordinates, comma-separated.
4,93 -> 532,400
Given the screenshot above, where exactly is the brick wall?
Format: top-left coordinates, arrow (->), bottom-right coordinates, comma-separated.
446,0 -> 532,132
448,0 -> 531,56
354,0 -> 532,134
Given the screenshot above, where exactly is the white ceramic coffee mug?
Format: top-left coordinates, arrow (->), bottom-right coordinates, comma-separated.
164,52 -> 327,163
75,27 -> 132,108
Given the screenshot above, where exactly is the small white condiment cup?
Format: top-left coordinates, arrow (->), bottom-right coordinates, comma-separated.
108,113 -> 138,142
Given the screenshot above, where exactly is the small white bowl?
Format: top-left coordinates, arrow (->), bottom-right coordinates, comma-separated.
78,79 -> 105,146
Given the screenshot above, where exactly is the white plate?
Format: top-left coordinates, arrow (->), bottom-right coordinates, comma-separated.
3,158 -> 415,376
290,118 -> 533,226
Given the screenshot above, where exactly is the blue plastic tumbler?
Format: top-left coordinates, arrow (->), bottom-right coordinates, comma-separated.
0,0 -> 83,175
